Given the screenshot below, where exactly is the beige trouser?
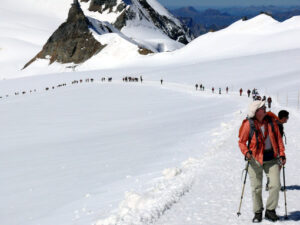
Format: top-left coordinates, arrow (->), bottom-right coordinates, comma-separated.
248,158 -> 281,213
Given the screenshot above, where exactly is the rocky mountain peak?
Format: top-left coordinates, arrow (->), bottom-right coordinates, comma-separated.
23,0 -> 106,69
67,0 -> 86,23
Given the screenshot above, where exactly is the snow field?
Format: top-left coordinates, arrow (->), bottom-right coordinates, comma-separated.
0,76 -> 246,225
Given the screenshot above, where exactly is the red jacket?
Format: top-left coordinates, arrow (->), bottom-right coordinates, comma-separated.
238,115 -> 285,165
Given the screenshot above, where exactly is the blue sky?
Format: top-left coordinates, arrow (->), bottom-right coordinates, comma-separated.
157,0 -> 300,8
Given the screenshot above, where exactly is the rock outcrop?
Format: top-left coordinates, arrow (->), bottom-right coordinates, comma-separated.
23,0 -> 106,69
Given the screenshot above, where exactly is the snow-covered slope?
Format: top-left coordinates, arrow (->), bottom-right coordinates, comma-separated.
0,67 -> 299,225
168,14 -> 300,62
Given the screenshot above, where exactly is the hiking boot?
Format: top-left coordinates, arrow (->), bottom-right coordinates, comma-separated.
252,212 -> 262,223
265,209 -> 279,222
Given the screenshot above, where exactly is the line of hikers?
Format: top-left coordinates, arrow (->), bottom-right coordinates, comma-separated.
194,85 -> 274,107
238,99 -> 290,223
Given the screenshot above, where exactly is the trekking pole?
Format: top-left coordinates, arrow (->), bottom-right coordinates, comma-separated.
282,165 -> 288,219
237,160 -> 250,217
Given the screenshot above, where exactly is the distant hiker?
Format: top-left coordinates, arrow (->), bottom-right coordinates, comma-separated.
160,79 -> 163,85
256,96 -> 262,101
267,97 -> 272,109
140,76 -> 143,83
200,84 -> 203,91
252,88 -> 258,100
212,87 -> 214,93
203,86 -> 205,91
239,88 -> 243,96
247,89 -> 251,97
238,100 -> 286,223
195,84 -> 198,90
277,110 -> 289,143
226,86 -> 229,94
262,96 -> 266,101
219,88 -> 221,94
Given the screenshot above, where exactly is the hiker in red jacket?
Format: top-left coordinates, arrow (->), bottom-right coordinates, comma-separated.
240,88 -> 243,96
238,100 -> 286,222
247,89 -> 251,97
267,97 -> 272,109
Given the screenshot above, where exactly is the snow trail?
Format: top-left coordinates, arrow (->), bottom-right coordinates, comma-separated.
153,103 -> 300,225
92,81 -> 300,225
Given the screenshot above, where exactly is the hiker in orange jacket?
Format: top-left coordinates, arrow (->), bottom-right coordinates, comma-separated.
238,100 -> 286,222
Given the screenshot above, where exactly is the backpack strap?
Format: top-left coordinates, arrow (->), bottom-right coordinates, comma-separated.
267,116 -> 278,147
276,120 -> 287,144
248,118 -> 259,150
268,116 -> 275,134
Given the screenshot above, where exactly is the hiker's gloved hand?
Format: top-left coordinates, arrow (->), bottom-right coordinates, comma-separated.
280,156 -> 286,166
246,152 -> 252,160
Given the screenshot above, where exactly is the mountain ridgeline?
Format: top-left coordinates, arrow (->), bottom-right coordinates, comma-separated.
171,5 -> 300,37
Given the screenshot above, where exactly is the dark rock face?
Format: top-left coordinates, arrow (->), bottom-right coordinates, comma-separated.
23,0 -> 106,69
89,0 -> 120,13
137,0 -> 191,44
113,9 -> 136,30
112,0 -> 192,44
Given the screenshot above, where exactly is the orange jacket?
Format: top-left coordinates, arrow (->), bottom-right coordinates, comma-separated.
266,111 -> 279,121
238,115 -> 285,165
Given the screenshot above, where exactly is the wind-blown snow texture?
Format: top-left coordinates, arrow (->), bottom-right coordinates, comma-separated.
0,1 -> 300,225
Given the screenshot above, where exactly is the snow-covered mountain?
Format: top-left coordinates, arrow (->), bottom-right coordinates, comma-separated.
21,0 -> 192,70
2,0 -> 300,79
23,1 -> 154,69
79,0 -> 192,45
